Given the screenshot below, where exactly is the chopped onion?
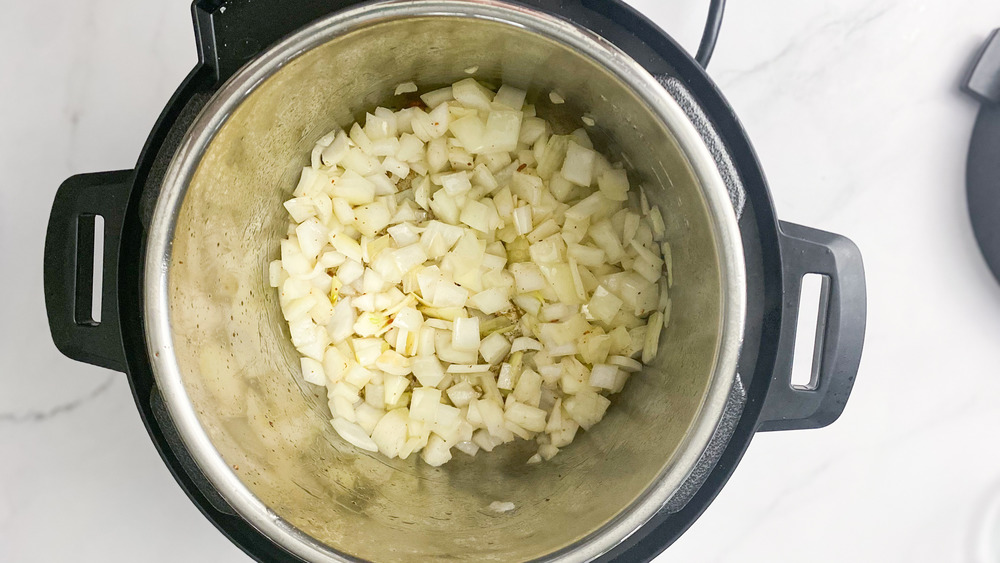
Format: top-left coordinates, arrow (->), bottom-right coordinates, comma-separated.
512,206 -> 533,235
278,78 -> 676,467
410,355 -> 446,388
409,387 -> 441,422
589,364 -> 619,390
332,418 -> 379,452
561,142 -> 596,187
452,316 -> 481,352
510,262 -> 546,293
447,382 -> 481,408
432,280 -> 469,308
494,85 -> 527,110
511,337 -> 542,353
608,355 -> 643,372
446,364 -> 493,374
395,81 -> 418,95
468,287 -> 511,315
479,332 -> 512,365
300,357 -> 326,386
598,168 -> 630,202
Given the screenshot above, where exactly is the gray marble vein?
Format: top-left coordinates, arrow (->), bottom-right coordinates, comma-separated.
0,375 -> 116,424
718,3 -> 896,89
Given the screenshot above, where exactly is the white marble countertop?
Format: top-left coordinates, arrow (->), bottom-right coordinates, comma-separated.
3,1 -> 1000,561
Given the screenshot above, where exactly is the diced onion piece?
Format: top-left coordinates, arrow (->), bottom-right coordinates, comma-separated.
323,346 -> 351,385
395,81 -> 418,95
512,368 -> 542,407
510,263 -> 547,293
642,311 -> 664,364
330,170 -> 377,204
455,441 -> 480,457
512,206 -> 533,235
563,391 -> 611,430
300,357 -> 326,386
283,197 -> 316,224
441,170 -> 473,195
351,338 -> 384,367
511,337 -> 542,353
494,85 -> 527,110
566,192 -> 609,221
479,332 -> 512,365
410,355 -> 446,388
432,280 -> 469,308
320,131 -> 351,167
539,444 -> 560,460
295,218 -> 328,261
269,260 -> 283,288
630,240 -> 664,284
294,167 -> 324,197
447,364 -> 493,374
354,403 -> 385,435
598,169 -> 630,202
382,373 -> 410,407
371,408 -> 409,458
330,233 -> 363,263
482,111 -> 522,154
474,399 -> 507,438
468,287 -> 511,315
609,355 -> 643,372
410,387 -> 442,422
393,244 -> 429,276
589,220 -> 625,263
623,212 -> 641,244
460,198 -> 497,233
376,350 -> 411,376
392,306 -> 423,332
452,316 -> 481,351
453,78 -> 494,111
560,142 -> 596,187
331,418 -> 379,452
587,285 -> 623,325
421,434 -> 453,467
446,381 -> 480,407
420,86 -> 454,108
589,364 -> 619,390
354,312 -> 388,337
505,402 -> 547,432
650,207 -> 666,240
567,243 -> 604,268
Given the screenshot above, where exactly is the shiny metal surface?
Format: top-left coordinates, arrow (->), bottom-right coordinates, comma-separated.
144,1 -> 746,561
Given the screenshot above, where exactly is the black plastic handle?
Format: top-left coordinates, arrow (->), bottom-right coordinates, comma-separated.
963,30 -> 1000,286
963,28 -> 1000,105
193,0 -> 365,84
758,222 -> 866,432
44,170 -> 134,373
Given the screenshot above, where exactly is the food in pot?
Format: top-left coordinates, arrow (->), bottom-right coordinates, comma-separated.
270,78 -> 672,466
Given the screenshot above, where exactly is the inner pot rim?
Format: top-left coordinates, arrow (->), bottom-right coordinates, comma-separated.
143,1 -> 748,561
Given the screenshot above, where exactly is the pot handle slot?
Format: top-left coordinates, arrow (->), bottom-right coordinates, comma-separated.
758,222 -> 866,432
44,170 -> 133,373
192,0 -> 367,83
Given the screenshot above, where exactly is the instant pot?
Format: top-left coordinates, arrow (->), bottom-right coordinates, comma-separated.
43,1 -> 867,561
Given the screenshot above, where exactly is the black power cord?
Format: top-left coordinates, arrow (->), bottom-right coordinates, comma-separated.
695,0 -> 727,68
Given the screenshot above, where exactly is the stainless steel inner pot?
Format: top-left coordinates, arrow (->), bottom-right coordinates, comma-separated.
144,1 -> 746,561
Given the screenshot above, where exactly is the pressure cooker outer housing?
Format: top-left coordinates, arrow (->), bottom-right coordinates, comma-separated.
42,0 -> 867,561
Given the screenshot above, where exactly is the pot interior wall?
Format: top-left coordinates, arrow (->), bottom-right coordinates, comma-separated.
165,14 -> 723,562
